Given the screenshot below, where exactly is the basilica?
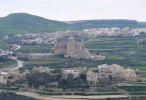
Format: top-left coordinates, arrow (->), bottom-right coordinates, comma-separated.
54,36 -> 105,60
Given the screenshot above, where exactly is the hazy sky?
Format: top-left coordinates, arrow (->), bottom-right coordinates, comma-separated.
0,0 -> 146,21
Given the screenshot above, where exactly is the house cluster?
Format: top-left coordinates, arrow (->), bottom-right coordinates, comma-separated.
0,66 -> 51,84
11,28 -> 146,45
0,69 -> 22,84
86,64 -> 140,85
60,64 -> 140,84
0,64 -> 140,85
83,28 -> 146,37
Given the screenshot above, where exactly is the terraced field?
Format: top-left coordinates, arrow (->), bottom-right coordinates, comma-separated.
18,44 -> 53,53
118,85 -> 146,100
85,36 -> 146,70
23,57 -> 98,69
0,42 -> 10,48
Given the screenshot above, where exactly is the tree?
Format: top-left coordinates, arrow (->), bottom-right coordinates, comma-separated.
19,72 -> 59,88
67,73 -> 74,81
79,73 -> 86,81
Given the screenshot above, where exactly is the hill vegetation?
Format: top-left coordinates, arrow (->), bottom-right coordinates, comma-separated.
0,13 -> 146,34
0,13 -> 69,34
71,19 -> 139,30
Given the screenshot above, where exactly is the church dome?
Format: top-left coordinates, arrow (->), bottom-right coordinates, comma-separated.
68,36 -> 75,42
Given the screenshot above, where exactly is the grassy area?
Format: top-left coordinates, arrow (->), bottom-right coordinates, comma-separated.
0,57 -> 17,68
118,85 -> 146,100
85,36 -> 146,69
0,61 -> 17,68
23,57 -> 98,69
18,44 -> 53,53
0,42 -> 10,48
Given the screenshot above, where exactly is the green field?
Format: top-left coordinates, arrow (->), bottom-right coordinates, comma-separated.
85,36 -> 146,70
23,57 -> 98,69
0,57 -> 17,68
18,44 -> 53,53
118,85 -> 146,100
0,42 -> 10,48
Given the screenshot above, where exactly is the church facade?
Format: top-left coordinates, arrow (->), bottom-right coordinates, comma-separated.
54,36 -> 90,59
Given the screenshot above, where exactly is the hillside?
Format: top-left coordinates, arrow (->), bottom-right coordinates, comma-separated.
0,13 -> 69,34
0,13 -> 146,34
138,22 -> 146,27
71,19 -> 139,29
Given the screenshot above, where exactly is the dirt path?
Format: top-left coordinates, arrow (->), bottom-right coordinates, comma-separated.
16,92 -> 128,100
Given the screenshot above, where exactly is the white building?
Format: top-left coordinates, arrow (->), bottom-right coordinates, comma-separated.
32,66 -> 50,73
62,69 -> 79,79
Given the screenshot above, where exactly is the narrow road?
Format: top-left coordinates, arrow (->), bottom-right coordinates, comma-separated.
8,44 -> 24,70
12,60 -> 24,70
16,92 -> 128,100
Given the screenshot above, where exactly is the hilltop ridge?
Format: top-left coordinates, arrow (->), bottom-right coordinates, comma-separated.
0,13 -> 146,34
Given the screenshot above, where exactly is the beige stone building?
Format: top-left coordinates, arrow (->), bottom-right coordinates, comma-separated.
0,72 -> 22,84
86,64 -> 140,85
54,36 -> 91,59
32,66 -> 50,73
62,67 -> 87,79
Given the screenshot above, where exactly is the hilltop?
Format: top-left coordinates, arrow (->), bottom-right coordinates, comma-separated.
0,13 -> 146,34
0,13 -> 70,34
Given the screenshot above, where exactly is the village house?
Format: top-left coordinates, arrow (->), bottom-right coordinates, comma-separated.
86,64 -> 140,85
32,66 -> 50,73
62,70 -> 79,79
62,67 -> 87,79
0,72 -> 22,84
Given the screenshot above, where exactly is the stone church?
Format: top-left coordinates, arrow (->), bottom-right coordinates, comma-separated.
54,36 -> 90,59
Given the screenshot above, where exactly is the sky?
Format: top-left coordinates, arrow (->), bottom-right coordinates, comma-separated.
0,0 -> 146,21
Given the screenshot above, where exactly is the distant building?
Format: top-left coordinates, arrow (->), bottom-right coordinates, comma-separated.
62,69 -> 79,79
32,66 -> 50,73
0,72 -> 21,84
54,36 -> 89,58
62,67 -> 87,79
86,64 -> 140,85
54,36 -> 105,60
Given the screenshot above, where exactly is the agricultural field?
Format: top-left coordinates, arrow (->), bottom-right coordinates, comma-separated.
23,57 -> 98,69
118,84 -> 146,100
85,36 -> 146,69
17,44 -> 53,53
0,42 -> 10,48
0,57 -> 17,68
